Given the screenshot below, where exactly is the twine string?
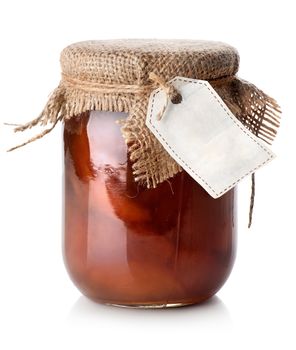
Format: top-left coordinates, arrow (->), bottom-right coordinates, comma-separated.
148,72 -> 182,120
62,73 -> 152,95
6,67 -> 280,228
248,173 -> 256,228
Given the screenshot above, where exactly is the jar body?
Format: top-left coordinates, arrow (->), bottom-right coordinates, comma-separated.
63,111 -> 237,307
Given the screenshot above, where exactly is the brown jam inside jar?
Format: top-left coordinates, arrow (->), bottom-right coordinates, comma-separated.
63,111 -> 237,307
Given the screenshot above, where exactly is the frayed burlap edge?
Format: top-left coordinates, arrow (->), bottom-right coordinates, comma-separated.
8,76 -> 281,191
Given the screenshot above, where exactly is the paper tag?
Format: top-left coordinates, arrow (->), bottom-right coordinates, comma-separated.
146,77 -> 275,198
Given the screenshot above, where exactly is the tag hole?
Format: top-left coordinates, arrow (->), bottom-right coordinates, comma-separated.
171,93 -> 182,104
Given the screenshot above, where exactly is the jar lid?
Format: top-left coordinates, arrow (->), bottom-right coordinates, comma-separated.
60,39 -> 239,85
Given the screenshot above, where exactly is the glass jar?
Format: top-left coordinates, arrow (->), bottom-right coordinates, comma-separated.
63,110 -> 237,307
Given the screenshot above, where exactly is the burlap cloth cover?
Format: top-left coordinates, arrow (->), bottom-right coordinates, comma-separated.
11,39 -> 281,189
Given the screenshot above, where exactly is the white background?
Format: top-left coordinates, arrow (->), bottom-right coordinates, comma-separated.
0,1 -> 295,349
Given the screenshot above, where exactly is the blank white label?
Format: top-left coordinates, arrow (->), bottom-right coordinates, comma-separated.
146,77 -> 275,198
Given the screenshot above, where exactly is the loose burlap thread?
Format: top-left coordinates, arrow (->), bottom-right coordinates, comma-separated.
8,40 -> 281,195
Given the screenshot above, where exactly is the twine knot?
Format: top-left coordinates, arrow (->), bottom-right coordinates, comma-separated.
149,72 -> 182,120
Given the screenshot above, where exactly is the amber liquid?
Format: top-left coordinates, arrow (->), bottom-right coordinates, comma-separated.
63,111 -> 237,307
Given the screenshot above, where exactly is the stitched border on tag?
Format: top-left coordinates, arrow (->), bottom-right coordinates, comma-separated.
148,77 -> 274,197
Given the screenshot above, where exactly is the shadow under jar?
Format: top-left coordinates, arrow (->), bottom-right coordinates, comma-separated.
63,110 -> 237,308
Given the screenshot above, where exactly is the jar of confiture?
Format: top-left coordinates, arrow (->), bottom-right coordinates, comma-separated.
11,40 -> 280,307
